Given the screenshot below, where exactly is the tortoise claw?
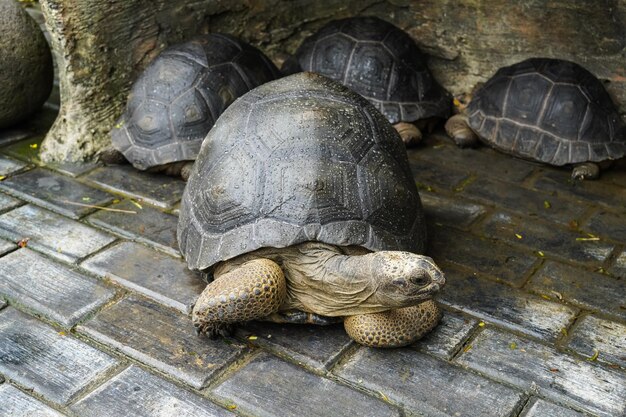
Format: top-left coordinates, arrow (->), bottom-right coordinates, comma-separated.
193,320 -> 233,339
217,324 -> 233,338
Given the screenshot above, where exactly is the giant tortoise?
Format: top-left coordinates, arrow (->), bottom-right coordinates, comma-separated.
177,72 -> 445,348
283,17 -> 451,146
445,58 -> 626,180
102,33 -> 279,179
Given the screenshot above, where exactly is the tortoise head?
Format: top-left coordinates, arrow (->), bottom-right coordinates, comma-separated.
372,251 -> 445,308
453,93 -> 472,112
453,82 -> 484,113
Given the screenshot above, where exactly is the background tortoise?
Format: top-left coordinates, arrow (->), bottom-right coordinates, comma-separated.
445,58 -> 626,180
178,72 -> 445,348
102,33 -> 279,179
282,16 -> 451,146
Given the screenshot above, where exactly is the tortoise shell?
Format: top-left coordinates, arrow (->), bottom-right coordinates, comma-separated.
177,72 -> 426,271
111,33 -> 279,170
283,17 -> 451,125
467,58 -> 626,165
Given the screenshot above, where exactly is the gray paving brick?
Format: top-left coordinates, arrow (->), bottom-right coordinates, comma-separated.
0,384 -> 66,417
409,157 -> 470,191
83,166 -> 186,209
71,365 -> 232,417
0,239 -> 15,256
236,322 -> 353,372
410,138 -> 537,183
519,398 -> 585,417
0,205 -> 115,264
429,225 -> 537,287
2,137 -> 43,163
44,160 -> 100,178
439,267 -> 578,341
420,191 -> 486,229
601,159 -> 626,188
213,352 -> 400,417
482,211 -> 615,265
582,209 -> 626,244
460,176 -> 588,226
0,155 -> 29,177
528,261 -> 626,321
0,248 -> 115,327
2,136 -> 44,165
609,249 -> 626,278
0,169 -> 115,219
81,241 -> 203,313
412,310 -> 477,359
567,315 -> 626,368
457,327 -> 626,417
86,199 -> 179,256
533,170 -> 626,208
0,192 -> 23,212
334,347 -> 523,417
78,295 -> 243,389
0,307 -> 118,405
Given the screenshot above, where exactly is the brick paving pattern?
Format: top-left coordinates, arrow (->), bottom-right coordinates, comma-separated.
1,96 -> 625,415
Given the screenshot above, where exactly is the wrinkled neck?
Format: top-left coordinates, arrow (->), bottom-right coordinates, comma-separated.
323,251 -> 375,285
283,243 -> 390,316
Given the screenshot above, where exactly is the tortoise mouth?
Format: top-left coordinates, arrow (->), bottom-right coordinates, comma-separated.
410,282 -> 442,299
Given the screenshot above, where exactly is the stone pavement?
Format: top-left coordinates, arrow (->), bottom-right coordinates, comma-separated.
1,102 -> 626,416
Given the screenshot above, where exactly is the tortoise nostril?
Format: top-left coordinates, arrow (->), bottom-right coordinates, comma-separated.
392,278 -> 408,288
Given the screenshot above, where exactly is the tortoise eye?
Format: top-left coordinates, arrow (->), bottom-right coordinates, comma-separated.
410,275 -> 428,286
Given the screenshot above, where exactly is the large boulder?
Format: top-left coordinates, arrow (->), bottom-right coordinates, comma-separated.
0,0 -> 53,128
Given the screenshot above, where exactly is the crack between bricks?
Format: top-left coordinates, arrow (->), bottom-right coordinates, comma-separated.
65,361 -> 131,408
70,324 -> 249,414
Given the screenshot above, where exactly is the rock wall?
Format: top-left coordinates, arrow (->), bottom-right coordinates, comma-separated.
38,0 -> 626,162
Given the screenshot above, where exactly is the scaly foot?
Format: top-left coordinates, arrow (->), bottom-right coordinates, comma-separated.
344,300 -> 442,348
192,258 -> 286,338
393,122 -> 422,146
571,162 -> 600,181
444,114 -> 479,148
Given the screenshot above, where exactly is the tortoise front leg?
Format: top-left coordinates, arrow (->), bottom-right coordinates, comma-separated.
343,300 -> 442,348
444,114 -> 479,148
192,258 -> 286,338
180,162 -> 194,181
149,161 -> 194,180
393,122 -> 422,146
571,162 -> 601,181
